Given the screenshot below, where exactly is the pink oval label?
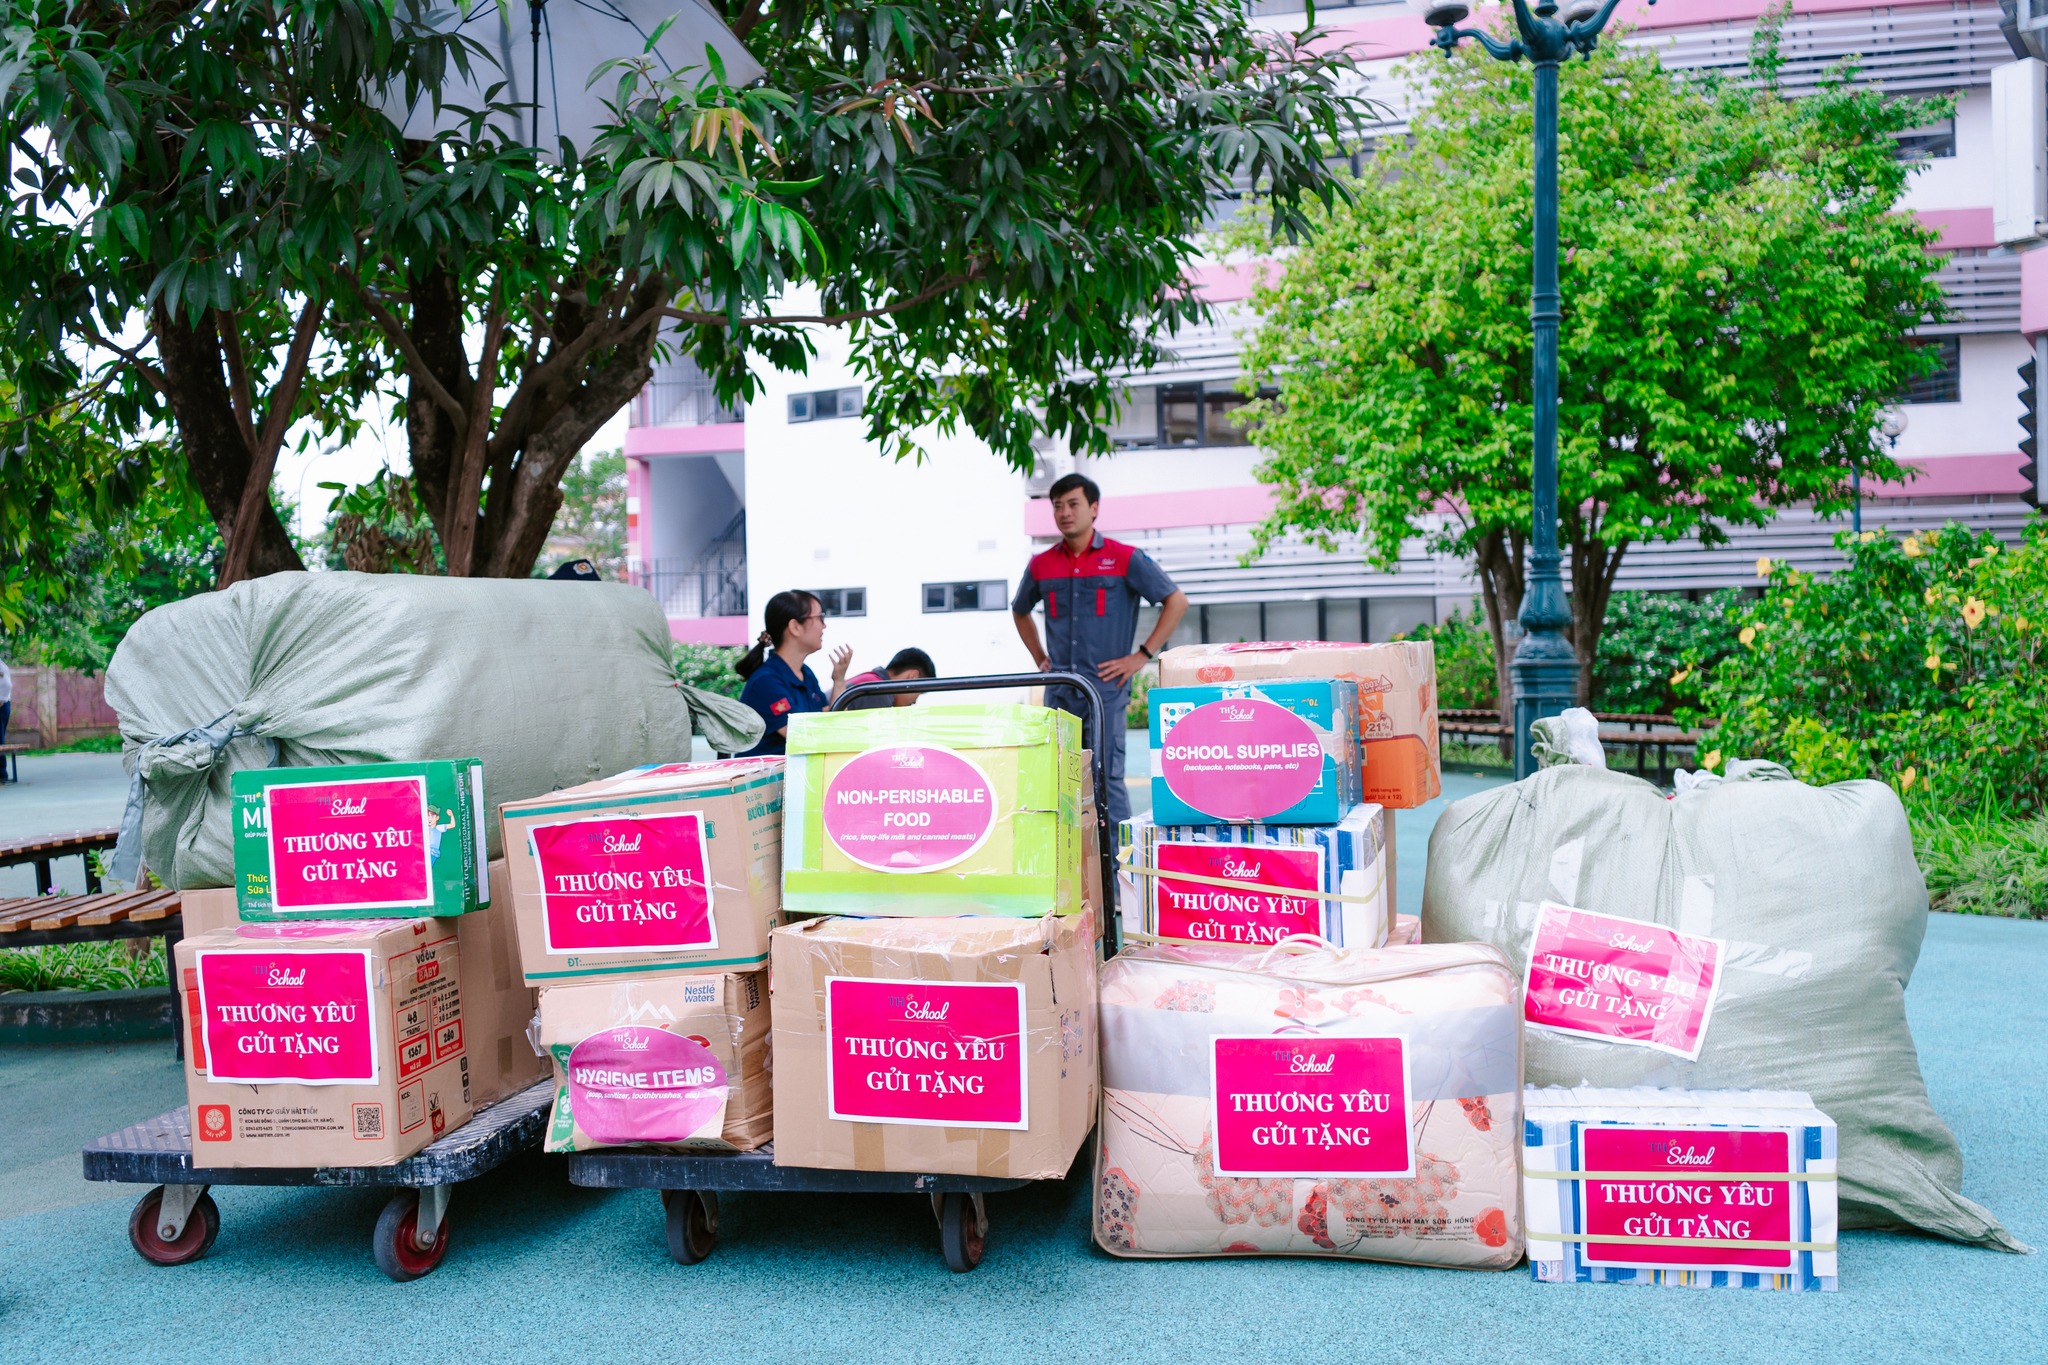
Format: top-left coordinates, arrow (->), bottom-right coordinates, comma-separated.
1159,699 -> 1324,821
567,1027 -> 728,1146
822,745 -> 998,872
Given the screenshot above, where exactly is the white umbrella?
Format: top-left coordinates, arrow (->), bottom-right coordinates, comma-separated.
380,0 -> 765,159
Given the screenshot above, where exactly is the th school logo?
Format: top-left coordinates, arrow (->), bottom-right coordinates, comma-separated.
609,1029 -> 653,1052
328,795 -> 370,816
889,748 -> 928,769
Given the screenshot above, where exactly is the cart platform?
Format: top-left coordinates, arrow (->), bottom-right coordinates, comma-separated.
567,1144 -> 1031,1196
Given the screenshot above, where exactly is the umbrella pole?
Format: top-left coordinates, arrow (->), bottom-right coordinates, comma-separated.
529,0 -> 545,149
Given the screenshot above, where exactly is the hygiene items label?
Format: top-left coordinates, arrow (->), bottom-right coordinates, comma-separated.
1155,843 -> 1325,945
264,777 -> 434,912
1210,1035 -> 1414,1178
1157,699 -> 1323,821
566,1027 -> 729,1146
1577,1126 -> 1796,1272
195,949 -> 379,1086
824,977 -> 1027,1128
1523,903 -> 1725,1060
821,745 -> 998,873
530,812 -> 716,955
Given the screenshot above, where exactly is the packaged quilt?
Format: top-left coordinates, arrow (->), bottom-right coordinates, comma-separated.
1094,939 -> 1523,1266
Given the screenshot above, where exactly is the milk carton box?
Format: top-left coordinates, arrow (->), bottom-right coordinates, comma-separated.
1148,680 -> 1361,826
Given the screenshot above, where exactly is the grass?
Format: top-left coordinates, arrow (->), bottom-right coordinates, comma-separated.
1441,737 -> 1514,773
0,938 -> 167,993
17,732 -> 122,756
1911,805 -> 2048,920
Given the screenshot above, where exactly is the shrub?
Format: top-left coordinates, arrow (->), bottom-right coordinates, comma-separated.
1127,672 -> 1153,729
1399,607 -> 1498,710
1593,590 -> 1744,715
673,643 -> 745,699
1687,520 -> 2048,815
0,939 -> 167,992
1912,805 -> 2048,920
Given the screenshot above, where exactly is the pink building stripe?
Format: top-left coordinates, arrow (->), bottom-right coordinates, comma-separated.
626,422 -> 746,457
668,616 -> 751,646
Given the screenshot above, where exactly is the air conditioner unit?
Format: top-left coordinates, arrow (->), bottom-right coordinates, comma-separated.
1025,452 -> 1075,497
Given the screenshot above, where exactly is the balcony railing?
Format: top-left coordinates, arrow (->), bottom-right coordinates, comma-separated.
632,555 -> 747,619
630,376 -> 744,429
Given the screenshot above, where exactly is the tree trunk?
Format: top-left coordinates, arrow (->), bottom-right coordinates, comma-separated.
1470,526 -> 1527,733
1567,533 -> 1630,708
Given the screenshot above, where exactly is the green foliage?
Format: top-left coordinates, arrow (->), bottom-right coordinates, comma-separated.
318,469 -> 441,574
1594,590 -> 1744,715
1236,28 -> 1946,698
1126,671 -> 1153,729
673,642 -> 745,699
1398,608 -> 1498,710
0,939 -> 167,993
543,448 -> 627,579
1690,520 -> 2048,816
1911,805 -> 2048,920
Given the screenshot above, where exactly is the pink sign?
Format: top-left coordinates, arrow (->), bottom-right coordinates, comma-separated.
825,977 -> 1027,1128
1580,1126 -> 1795,1271
1210,1035 -> 1413,1177
822,746 -> 998,873
530,812 -> 715,955
195,948 -> 379,1086
1155,843 -> 1325,945
1159,699 -> 1324,821
1524,903 -> 1725,1059
265,777 -> 433,911
234,920 -> 414,940
567,1027 -> 729,1145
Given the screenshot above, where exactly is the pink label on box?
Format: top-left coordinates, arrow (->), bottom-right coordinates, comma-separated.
1524,903 -> 1724,1059
567,1027 -> 728,1145
196,948 -> 379,1085
265,777 -> 433,911
530,813 -> 715,955
821,745 -> 998,873
1155,843 -> 1325,945
1579,1126 -> 1795,1271
1159,699 -> 1324,821
1211,1035 -> 1412,1177
234,920 -> 414,940
825,977 -> 1027,1128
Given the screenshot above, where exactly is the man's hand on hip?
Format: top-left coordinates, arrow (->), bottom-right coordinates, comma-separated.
1096,653 -> 1147,687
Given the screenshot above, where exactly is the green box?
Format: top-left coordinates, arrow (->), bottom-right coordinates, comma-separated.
230,759 -> 488,919
781,704 -> 1081,917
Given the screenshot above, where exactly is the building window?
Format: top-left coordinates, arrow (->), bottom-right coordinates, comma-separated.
1903,336 -> 1961,404
923,580 -> 1009,613
811,587 -> 866,617
1156,382 -> 1276,448
1894,118 -> 1956,160
788,387 -> 864,423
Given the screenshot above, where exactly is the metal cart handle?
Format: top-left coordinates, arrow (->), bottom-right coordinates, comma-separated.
827,669 -> 1120,957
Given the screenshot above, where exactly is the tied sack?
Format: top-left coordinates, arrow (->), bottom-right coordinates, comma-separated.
1095,939 -> 1523,1266
1422,760 -> 2023,1252
104,572 -> 755,890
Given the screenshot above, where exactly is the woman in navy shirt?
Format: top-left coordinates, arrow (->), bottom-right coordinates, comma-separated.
736,590 -> 852,756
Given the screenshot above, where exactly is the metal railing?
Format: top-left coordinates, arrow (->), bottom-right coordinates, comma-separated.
630,555 -> 747,619
630,376 -> 744,429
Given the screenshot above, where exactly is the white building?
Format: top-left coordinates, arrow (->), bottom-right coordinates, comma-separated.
626,0 -> 2044,677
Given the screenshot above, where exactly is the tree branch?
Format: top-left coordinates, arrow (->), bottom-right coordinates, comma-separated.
213,308 -> 258,456
79,324 -> 174,398
336,266 -> 469,433
219,293 -> 327,586
661,267 -> 983,328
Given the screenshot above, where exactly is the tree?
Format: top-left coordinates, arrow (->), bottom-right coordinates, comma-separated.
4,1 -> 1368,583
541,447 -> 627,578
1235,23 -> 1947,710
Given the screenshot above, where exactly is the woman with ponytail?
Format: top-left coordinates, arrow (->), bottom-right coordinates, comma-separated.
736,589 -> 852,756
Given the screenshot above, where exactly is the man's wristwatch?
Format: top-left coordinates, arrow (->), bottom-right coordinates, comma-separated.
1137,644 -> 1154,660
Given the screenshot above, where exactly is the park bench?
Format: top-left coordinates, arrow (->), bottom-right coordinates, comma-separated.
0,887 -> 186,1051
0,827 -> 119,894
0,742 -> 30,783
1439,708 -> 1705,783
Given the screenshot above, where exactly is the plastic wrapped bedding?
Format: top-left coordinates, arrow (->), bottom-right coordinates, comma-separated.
1094,939 -> 1523,1266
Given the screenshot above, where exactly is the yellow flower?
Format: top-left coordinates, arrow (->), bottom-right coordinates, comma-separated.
1738,626 -> 1757,646
1858,530 -> 1877,543
2018,616 -> 2031,633
1755,556 -> 1773,578
1925,652 -> 1942,673
1962,598 -> 1987,629
1669,666 -> 1692,685
1899,766 -> 1918,791
1923,587 -> 1939,606
1903,536 -> 1924,558
1701,749 -> 1722,770
1924,529 -> 1941,545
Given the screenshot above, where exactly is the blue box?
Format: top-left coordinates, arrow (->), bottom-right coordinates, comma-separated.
1148,679 -> 1361,825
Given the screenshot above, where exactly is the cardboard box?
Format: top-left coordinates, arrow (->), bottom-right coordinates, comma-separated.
1080,749 -> 1104,916
182,860 -> 546,1107
499,759 -> 786,986
781,705 -> 1083,917
535,972 -> 771,1153
231,760 -> 488,919
1158,641 -> 1441,808
769,910 -> 1098,1178
176,919 -> 472,1167
1122,803 -> 1390,948
1148,680 -> 1362,825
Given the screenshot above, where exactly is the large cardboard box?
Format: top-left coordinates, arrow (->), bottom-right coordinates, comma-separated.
1159,641 -> 1441,808
781,705 -> 1083,917
1148,679 -> 1362,825
535,972 -> 771,1153
499,759 -> 786,986
1080,749 -> 1104,916
231,760 -> 488,919
176,919 -> 472,1167
182,860 -> 545,1107
769,910 -> 1098,1178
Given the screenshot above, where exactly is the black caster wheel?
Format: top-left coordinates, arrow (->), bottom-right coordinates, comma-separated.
128,1186 -> 220,1266
938,1192 -> 985,1273
665,1189 -> 719,1265
373,1190 -> 450,1282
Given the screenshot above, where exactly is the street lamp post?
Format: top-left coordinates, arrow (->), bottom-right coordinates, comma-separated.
1412,0 -> 1648,777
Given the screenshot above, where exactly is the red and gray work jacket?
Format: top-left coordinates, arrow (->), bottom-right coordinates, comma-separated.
1011,531 -> 1179,696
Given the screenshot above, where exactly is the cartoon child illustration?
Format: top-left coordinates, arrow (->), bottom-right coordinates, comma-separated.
426,804 -> 458,861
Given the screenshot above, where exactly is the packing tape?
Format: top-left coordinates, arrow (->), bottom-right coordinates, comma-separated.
1526,1231 -> 1838,1252
1119,857 -> 1387,904
1524,1169 -> 1837,1182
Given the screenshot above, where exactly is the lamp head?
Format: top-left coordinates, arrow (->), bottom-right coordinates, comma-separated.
1408,0 -> 1472,28
1561,0 -> 1604,21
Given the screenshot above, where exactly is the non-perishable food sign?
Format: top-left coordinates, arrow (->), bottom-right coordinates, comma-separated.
824,977 -> 1027,1128
264,776 -> 435,913
1575,1126 -> 1798,1273
564,1026 -> 730,1146
194,948 -> 380,1086
821,745 -> 998,873
1209,1035 -> 1414,1178
529,812 -> 717,955
1153,843 -> 1326,945
1156,698 -> 1324,823
1523,902 -> 1725,1060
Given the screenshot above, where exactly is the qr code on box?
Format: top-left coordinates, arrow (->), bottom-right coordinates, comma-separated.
353,1103 -> 384,1140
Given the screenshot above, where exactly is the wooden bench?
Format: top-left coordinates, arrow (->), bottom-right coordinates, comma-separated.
0,742 -> 30,783
1439,709 -> 1705,783
0,888 -> 186,1051
0,827 -> 120,894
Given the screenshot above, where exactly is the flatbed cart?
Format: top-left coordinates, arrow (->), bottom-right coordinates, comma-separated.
82,1078 -> 556,1281
565,669 -> 1121,1273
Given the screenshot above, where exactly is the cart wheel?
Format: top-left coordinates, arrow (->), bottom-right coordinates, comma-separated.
938,1192 -> 985,1273
664,1189 -> 719,1265
128,1186 -> 220,1266
373,1190 -> 450,1282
